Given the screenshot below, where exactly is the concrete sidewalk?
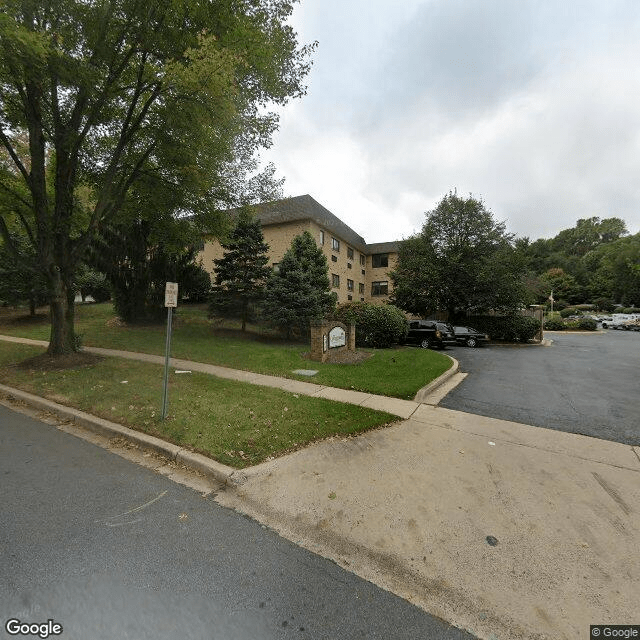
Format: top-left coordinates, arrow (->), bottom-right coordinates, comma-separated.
0,334 -> 460,417
218,406 -> 640,640
2,334 -> 638,639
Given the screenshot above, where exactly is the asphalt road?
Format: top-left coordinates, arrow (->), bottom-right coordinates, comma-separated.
440,329 -> 639,445
0,404 -> 475,640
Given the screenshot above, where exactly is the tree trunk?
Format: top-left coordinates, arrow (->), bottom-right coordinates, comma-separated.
241,299 -> 247,332
47,271 -> 76,355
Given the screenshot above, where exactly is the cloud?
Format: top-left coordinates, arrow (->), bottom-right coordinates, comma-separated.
361,35 -> 640,238
264,0 -> 640,242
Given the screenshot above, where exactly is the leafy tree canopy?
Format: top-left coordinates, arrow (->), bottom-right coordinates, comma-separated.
391,192 -> 526,316
0,0 -> 314,353
518,217 -> 635,306
539,267 -> 583,305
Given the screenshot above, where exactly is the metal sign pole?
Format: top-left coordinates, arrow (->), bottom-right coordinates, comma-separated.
161,282 -> 178,420
161,306 -> 173,420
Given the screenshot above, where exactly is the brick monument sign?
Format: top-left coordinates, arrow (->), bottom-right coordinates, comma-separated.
309,320 -> 356,363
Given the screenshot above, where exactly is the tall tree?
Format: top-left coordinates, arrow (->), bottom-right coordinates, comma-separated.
517,216 -> 631,305
551,217 -> 628,257
262,230 -> 336,339
391,192 -> 526,317
538,267 -> 583,305
0,0 -> 314,354
90,218 -> 210,323
208,213 -> 272,331
587,233 -> 640,305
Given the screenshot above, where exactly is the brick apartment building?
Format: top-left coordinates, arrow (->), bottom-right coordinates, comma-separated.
198,194 -> 400,305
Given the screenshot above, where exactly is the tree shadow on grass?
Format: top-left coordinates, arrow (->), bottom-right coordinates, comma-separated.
13,352 -> 104,372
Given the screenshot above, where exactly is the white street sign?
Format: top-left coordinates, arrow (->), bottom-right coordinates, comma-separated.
165,282 -> 178,308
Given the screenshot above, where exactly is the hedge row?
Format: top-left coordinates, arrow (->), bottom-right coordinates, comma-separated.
461,315 -> 541,342
544,318 -> 598,331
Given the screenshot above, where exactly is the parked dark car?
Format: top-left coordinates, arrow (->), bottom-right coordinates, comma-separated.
452,325 -> 489,347
404,320 -> 457,349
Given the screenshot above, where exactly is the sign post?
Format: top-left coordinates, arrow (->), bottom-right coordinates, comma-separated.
161,282 -> 178,420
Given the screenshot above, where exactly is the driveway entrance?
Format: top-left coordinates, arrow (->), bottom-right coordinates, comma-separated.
440,331 -> 640,445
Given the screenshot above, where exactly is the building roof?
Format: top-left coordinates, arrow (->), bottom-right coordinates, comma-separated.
242,194 -> 399,254
367,241 -> 401,253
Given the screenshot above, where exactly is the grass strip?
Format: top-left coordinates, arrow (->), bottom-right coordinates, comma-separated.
0,304 -> 453,399
0,342 -> 399,469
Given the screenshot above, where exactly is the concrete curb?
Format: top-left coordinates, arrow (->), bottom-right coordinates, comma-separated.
413,355 -> 459,403
0,383 -> 239,486
544,330 -> 606,335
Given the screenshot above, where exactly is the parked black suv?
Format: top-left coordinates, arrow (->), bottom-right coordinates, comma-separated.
404,320 -> 457,349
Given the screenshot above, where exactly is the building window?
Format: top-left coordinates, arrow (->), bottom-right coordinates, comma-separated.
358,283 -> 365,294
361,270 -> 365,276
320,230 -> 325,245
360,297 -> 365,302
372,253 -> 388,268
371,281 -> 388,296
347,263 -> 352,269
332,274 -> 340,288
331,255 -> 337,262
348,295 -> 353,301
347,279 -> 354,291
360,254 -> 366,266
347,247 -> 354,260
332,237 -> 340,251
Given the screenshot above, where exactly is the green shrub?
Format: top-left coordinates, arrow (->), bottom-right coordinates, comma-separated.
593,298 -> 616,312
560,307 -> 578,318
87,275 -> 111,303
576,318 -> 597,330
622,307 -> 640,314
333,302 -> 408,348
544,318 -> 565,330
75,267 -> 111,302
462,315 -> 541,342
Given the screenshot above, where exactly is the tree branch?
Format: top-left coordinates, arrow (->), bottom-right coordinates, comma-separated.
0,130 -> 31,186
0,215 -> 36,268
71,137 -> 158,264
0,179 -> 33,212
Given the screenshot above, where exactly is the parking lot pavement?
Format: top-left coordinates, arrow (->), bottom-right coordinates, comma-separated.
438,330 -> 640,446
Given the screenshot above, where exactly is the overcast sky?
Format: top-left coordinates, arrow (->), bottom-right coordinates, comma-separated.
262,0 -> 640,244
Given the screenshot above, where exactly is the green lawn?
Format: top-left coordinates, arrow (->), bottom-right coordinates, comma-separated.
0,341 -> 398,469
0,303 -> 452,399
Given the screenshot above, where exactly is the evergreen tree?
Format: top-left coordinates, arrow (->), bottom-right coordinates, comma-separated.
0,233 -> 49,315
90,220 -> 210,323
208,215 -> 271,331
262,231 -> 337,339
